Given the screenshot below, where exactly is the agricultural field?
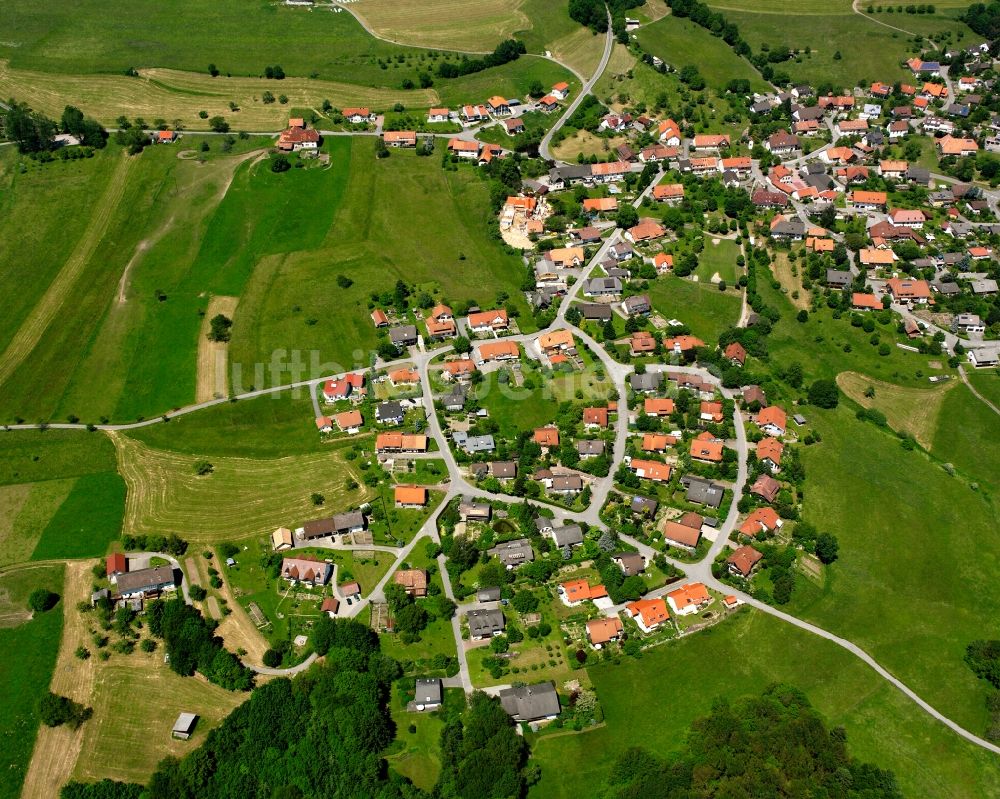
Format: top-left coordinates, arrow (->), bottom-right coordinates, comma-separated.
790,403 -> 1000,735
112,431 -> 372,543
646,275 -> 742,344
634,14 -> 770,93
0,563 -> 65,799
530,608 -> 1000,799
0,431 -> 125,565
72,652 -> 247,785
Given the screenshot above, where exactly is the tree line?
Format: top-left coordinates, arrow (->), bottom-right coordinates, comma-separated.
436,39 -> 526,79
2,101 -> 106,155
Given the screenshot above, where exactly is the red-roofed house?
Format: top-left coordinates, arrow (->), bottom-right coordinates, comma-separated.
667,583 -> 711,616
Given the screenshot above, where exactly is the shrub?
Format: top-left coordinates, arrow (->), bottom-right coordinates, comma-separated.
28,588 -> 59,613
262,648 -> 283,668
39,692 -> 92,729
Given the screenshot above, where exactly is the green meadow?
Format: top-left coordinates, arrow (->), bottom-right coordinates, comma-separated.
0,563 -> 65,799
530,609 -> 1000,799
0,431 -> 124,564
646,274 -> 741,344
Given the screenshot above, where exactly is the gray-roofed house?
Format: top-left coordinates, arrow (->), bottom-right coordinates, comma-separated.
629,372 -> 662,393
333,511 -> 366,535
444,385 -> 467,411
376,400 -> 405,424
972,279 -> 999,295
550,524 -> 584,548
488,538 -> 535,568
581,303 -> 613,322
621,294 -> 651,316
681,475 -> 725,508
771,218 -> 805,240
467,608 -> 506,639
906,165 -> 931,186
953,313 -> 986,333
116,565 -> 176,598
477,587 -> 501,602
584,277 -> 622,297
499,682 -> 561,722
548,164 -> 592,188
826,269 -> 852,289
389,325 -> 418,349
414,678 -> 443,710
576,440 -> 605,458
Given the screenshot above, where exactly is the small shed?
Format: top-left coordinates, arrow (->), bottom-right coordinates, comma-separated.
171,712 -> 198,740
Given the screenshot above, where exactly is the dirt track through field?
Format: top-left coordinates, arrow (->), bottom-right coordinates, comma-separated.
196,296 -> 239,402
19,562 -> 96,799
0,155 -> 134,387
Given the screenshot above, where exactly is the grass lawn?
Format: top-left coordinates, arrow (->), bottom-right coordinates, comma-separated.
695,237 -> 741,284
386,688 -> 465,791
478,367 -> 560,437
396,459 -> 449,485
966,370 -> 1000,409
646,275 -> 741,344
790,404 -> 1000,734
0,563 -> 65,799
71,651 -> 246,785
113,431 -> 373,543
634,15 -> 770,93
530,608 -> 1000,799
230,141 -> 536,388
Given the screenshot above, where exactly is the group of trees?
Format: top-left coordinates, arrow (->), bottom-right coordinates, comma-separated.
436,39 -> 526,78
963,3 -> 1000,38
603,685 -> 903,798
207,313 -> 233,342
121,532 -> 188,555
147,598 -> 253,691
39,692 -> 92,730
436,692 -> 531,799
568,0 -> 645,42
2,101 -> 106,155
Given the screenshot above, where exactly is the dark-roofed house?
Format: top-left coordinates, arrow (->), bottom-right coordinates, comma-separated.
581,303 -> 613,322
550,524 -> 584,549
376,400 -> 405,424
389,325 -> 418,349
826,269 -> 852,289
621,294 -> 651,316
750,474 -> 781,503
612,552 -> 646,577
459,498 -> 492,522
577,440 -> 605,458
298,517 -> 336,541
629,373 -> 662,393
467,608 -> 505,639
414,678 -> 443,710
333,511 -> 366,535
491,461 -> 517,479
550,475 -> 583,495
681,475 -> 725,508
488,538 -> 535,568
116,565 -> 176,598
630,496 -> 658,517
477,587 -> 501,602
499,682 -> 561,722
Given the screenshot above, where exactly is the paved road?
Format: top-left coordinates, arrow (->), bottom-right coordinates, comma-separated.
539,15 -> 614,162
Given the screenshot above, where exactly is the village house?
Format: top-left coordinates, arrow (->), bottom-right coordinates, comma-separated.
739,506 -> 782,537
887,277 -> 932,305
625,598 -> 670,632
394,569 -> 428,597
750,474 -> 782,504
666,582 -> 711,616
756,437 -> 784,472
630,458 -> 672,483
280,557 -> 332,587
690,435 -> 724,464
487,538 -> 535,568
322,372 -> 365,403
498,682 -> 561,723
756,406 -> 787,437
476,341 -> 520,363
662,512 -> 703,551
587,617 -> 624,647
394,484 -> 428,508
559,579 -> 608,606
727,545 -> 763,578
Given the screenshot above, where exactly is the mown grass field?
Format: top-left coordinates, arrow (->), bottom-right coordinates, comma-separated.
0,432 -> 124,565
530,609 -> 1000,799
695,236 -> 741,284
790,403 -> 1000,735
836,370 -> 957,449
966,370 -> 1000,409
112,431 -> 372,542
477,367 -> 560,436
0,563 -> 65,799
646,274 -> 741,344
72,652 -> 247,785
634,14 -> 770,93
230,140 -> 536,386
130,392 -> 325,456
